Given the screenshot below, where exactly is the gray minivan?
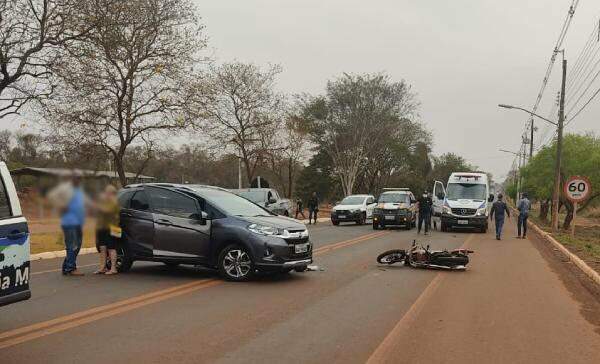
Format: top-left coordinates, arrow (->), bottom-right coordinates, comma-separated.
117,184 -> 312,281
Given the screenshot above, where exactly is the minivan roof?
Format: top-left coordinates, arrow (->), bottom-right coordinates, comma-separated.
124,183 -> 230,193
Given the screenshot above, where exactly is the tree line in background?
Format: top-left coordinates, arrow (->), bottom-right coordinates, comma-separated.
505,133 -> 600,229
1,0 -> 476,202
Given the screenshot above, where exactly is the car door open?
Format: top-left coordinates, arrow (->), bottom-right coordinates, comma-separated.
148,187 -> 211,262
432,180 -> 446,229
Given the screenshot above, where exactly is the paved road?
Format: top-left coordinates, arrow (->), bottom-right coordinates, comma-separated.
1,221 -> 599,363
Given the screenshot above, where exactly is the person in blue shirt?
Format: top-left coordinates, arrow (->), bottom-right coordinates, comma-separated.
490,193 -> 510,240
61,176 -> 86,276
517,192 -> 531,239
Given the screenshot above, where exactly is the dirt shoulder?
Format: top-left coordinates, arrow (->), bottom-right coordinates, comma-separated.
529,213 -> 600,279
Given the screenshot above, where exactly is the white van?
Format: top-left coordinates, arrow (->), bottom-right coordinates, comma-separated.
432,172 -> 494,233
0,162 -> 31,307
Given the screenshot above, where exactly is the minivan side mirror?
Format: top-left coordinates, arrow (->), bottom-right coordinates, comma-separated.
190,211 -> 209,225
268,197 -> 277,204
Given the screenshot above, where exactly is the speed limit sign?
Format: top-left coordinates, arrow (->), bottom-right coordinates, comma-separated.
564,176 -> 592,238
564,176 -> 592,203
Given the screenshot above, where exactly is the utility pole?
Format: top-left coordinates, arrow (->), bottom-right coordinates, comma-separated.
530,118 -> 534,159
551,58 -> 567,232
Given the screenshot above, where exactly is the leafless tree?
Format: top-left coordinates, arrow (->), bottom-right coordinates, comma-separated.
0,0 -> 91,118
263,114 -> 313,197
42,0 -> 206,185
194,61 -> 285,185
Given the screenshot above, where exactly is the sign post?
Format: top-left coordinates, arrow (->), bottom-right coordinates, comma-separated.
563,176 -> 592,238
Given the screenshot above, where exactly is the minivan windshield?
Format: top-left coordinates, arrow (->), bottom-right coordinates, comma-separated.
340,196 -> 366,205
378,193 -> 410,203
193,188 -> 272,216
236,190 -> 266,203
446,183 -> 487,200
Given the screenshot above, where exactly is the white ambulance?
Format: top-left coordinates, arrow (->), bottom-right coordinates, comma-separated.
432,172 -> 494,233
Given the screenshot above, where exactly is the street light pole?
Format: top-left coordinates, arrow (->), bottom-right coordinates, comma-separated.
499,148 -> 522,202
498,56 -> 566,233
552,59 -> 567,232
238,156 -> 242,189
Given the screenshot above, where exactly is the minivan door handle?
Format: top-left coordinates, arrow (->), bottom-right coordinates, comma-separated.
156,218 -> 172,226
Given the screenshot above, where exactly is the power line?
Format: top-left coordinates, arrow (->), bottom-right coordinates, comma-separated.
566,84 -> 600,124
518,1 -> 580,151
565,24 -> 600,93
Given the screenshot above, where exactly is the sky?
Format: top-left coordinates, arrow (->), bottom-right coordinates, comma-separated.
193,0 -> 600,181
2,0 -> 599,182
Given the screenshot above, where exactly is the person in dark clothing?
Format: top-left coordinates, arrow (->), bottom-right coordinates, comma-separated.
307,192 -> 319,224
490,193 -> 510,240
295,197 -> 305,219
417,191 -> 433,235
516,192 -> 531,239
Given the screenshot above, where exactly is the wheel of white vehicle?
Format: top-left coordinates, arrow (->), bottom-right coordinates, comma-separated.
218,245 -> 254,282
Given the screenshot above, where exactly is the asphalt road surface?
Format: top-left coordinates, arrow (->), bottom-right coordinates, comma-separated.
1,220 -> 599,363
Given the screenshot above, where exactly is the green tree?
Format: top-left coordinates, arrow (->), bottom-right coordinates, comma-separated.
430,153 -> 476,185
300,72 -> 422,195
521,133 -> 600,229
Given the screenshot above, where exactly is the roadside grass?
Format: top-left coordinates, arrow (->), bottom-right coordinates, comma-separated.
529,207 -> 600,262
30,228 -> 96,255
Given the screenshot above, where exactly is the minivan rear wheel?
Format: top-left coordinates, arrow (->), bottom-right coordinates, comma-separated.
218,245 -> 255,282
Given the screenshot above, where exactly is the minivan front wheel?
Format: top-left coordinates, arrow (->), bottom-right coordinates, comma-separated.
107,244 -> 133,273
218,245 -> 255,282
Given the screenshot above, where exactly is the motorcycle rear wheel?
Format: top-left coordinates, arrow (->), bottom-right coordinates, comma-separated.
376,250 -> 407,264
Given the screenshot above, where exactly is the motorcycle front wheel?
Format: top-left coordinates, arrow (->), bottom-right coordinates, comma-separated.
376,250 -> 407,264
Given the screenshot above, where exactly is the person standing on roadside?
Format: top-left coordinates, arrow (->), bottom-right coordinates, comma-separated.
295,197 -> 305,220
59,176 -> 86,276
490,193 -> 510,240
517,192 -> 531,239
94,185 -> 121,275
308,192 -> 319,225
417,190 -> 433,235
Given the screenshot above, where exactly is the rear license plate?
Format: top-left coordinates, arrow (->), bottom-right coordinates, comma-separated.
458,220 -> 469,225
385,215 -> 395,220
338,215 -> 346,219
295,243 -> 309,254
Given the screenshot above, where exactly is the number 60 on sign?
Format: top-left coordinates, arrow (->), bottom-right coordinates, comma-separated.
564,176 -> 592,203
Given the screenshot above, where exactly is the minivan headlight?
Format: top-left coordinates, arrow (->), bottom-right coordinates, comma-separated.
442,205 -> 452,214
476,208 -> 487,216
247,224 -> 281,236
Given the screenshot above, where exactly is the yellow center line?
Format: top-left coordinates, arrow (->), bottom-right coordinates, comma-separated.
1,230 -> 391,350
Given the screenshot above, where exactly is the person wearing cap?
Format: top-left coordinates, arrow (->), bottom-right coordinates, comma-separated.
517,192 -> 531,239
417,190 -> 433,235
490,193 -> 510,240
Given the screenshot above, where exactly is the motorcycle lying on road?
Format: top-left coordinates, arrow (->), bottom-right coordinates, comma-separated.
377,240 -> 473,270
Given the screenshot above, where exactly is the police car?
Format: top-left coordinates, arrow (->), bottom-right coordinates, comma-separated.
0,162 -> 30,307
